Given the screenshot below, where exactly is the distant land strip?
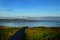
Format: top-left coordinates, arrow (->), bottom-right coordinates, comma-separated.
0,19 -> 38,22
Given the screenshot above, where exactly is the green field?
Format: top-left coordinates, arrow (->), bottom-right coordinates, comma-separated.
26,27 -> 60,40
0,26 -> 60,40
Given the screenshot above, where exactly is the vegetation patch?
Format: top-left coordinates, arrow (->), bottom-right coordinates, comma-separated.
0,26 -> 60,40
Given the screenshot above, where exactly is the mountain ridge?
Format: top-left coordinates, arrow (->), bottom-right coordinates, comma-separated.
0,16 -> 60,22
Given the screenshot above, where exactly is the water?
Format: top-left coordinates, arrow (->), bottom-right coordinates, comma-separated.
0,21 -> 60,27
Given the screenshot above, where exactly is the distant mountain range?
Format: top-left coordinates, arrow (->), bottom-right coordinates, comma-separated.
0,16 -> 60,22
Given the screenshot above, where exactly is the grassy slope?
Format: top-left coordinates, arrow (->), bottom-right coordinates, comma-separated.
0,27 -> 19,40
0,27 -> 60,40
26,27 -> 60,40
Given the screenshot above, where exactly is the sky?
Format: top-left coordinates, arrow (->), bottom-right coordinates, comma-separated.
0,0 -> 60,17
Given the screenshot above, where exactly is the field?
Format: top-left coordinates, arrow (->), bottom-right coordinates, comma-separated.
0,26 -> 60,40
0,27 -> 19,40
26,27 -> 60,40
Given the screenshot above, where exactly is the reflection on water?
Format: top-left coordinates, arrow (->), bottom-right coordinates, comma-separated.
0,22 -> 60,27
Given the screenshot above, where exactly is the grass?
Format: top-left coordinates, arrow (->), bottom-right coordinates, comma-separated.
0,26 -> 60,40
0,27 -> 19,40
26,27 -> 60,40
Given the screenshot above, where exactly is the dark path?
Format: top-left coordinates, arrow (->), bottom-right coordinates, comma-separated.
9,27 -> 27,40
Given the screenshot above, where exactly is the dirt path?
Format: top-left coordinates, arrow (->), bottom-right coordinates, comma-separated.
9,27 -> 27,40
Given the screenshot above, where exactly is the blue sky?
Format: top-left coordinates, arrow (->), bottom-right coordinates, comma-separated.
0,0 -> 60,17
